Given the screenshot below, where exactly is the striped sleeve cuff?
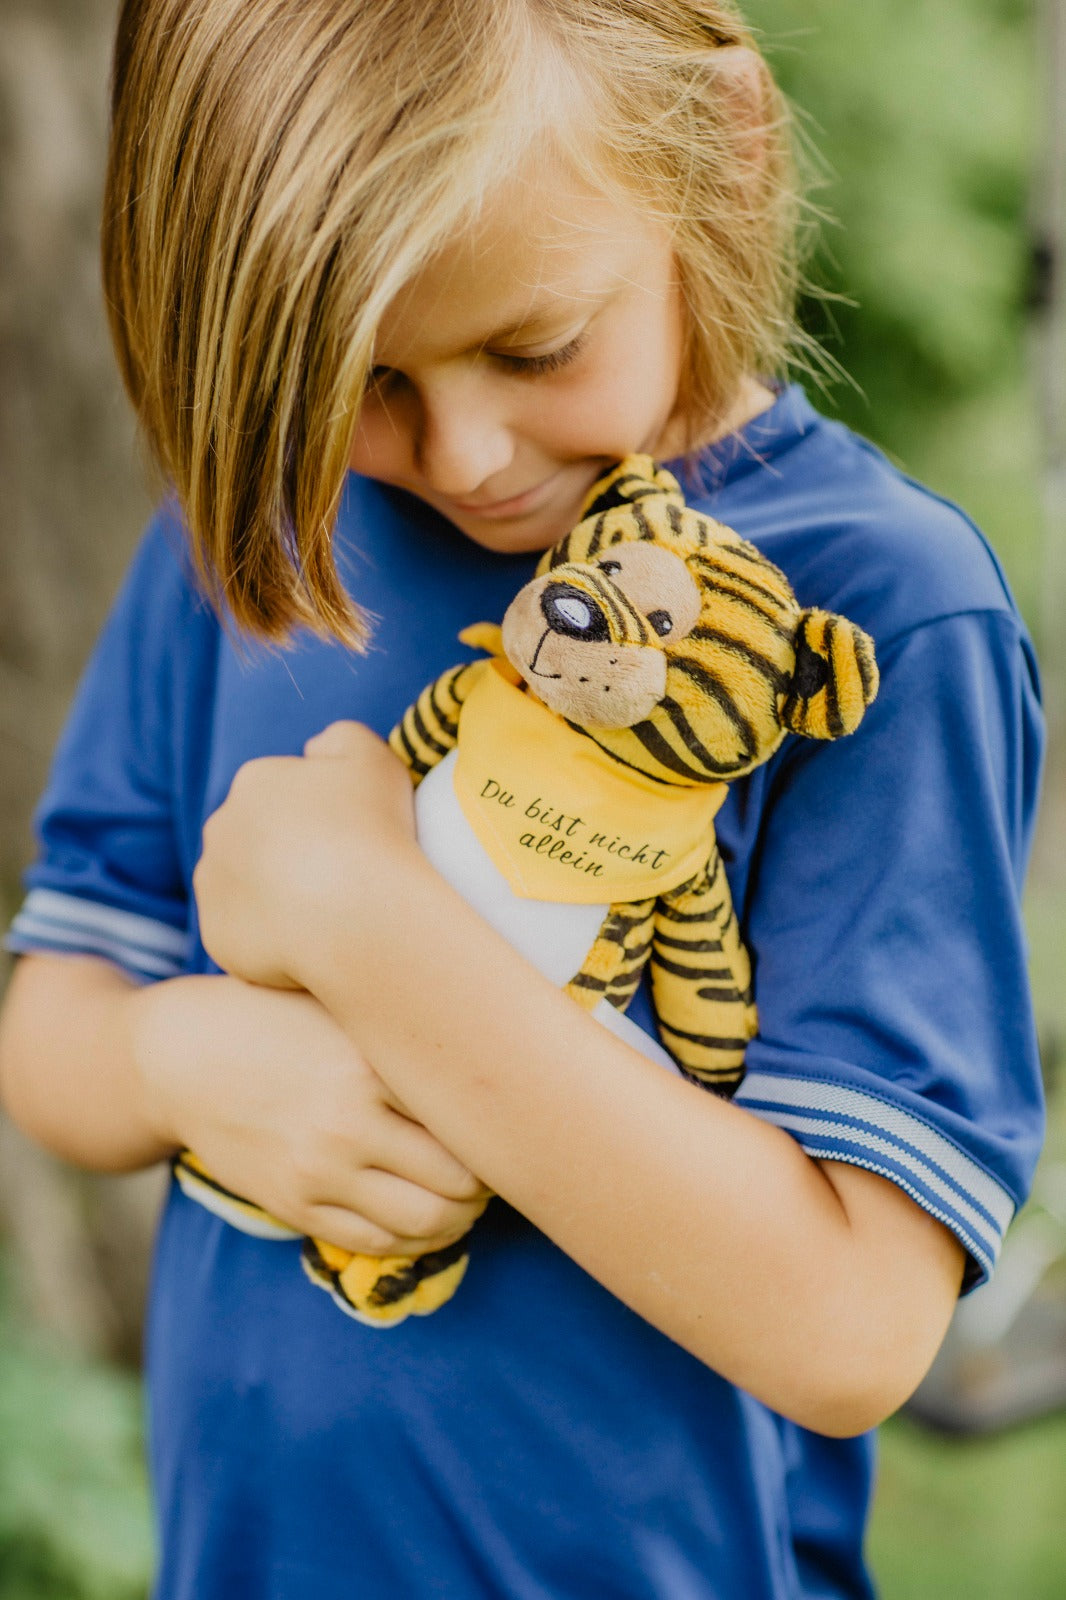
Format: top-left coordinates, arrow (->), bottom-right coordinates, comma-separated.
735,1070 -> 1016,1286
4,888 -> 188,982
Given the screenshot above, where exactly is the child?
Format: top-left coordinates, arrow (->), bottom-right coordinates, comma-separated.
0,2 -> 1045,1596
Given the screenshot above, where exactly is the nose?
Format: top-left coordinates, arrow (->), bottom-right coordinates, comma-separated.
415,379 -> 515,499
541,583 -> 611,642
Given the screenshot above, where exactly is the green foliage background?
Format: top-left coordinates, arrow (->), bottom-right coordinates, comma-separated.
2,1 -> 1062,1596
751,0 -> 1043,628
0,1270 -> 151,1600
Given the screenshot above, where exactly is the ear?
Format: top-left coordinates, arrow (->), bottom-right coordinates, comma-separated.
706,46 -> 775,177
781,610 -> 879,740
579,455 -> 684,518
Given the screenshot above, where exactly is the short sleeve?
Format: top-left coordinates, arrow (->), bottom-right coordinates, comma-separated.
732,608 -> 1045,1290
5,511 -> 219,982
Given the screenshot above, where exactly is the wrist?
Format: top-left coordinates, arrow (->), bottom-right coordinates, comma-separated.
288,832 -> 436,1000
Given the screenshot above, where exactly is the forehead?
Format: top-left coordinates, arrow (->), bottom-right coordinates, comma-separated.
373,153 -> 676,365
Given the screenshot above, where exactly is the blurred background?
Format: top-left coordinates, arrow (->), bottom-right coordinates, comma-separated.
0,0 -> 1064,1594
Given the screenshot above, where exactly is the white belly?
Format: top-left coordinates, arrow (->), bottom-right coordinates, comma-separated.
415,750 -> 678,1073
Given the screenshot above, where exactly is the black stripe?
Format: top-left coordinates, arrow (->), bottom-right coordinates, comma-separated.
581,470 -> 645,517
687,627 -> 789,693
588,570 -> 630,639
550,532 -> 572,569
605,902 -> 656,928
688,553 -> 792,625
608,960 -> 645,986
427,680 -> 459,740
173,1157 -> 261,1210
362,1237 -> 470,1308
670,652 -> 761,756
397,720 -> 431,778
654,931 -> 724,954
653,952 -> 738,984
619,935 -> 653,965
657,1020 -> 751,1051
856,637 -> 876,700
825,618 -> 843,737
649,690 -> 751,779
586,511 -> 609,558
724,540 -> 793,592
666,502 -> 687,543
631,502 -> 656,542
412,699 -> 451,759
657,902 -> 725,925
565,723 -> 679,785
630,717 -> 716,781
444,663 -> 474,707
680,1069 -> 745,1094
688,579 -> 793,640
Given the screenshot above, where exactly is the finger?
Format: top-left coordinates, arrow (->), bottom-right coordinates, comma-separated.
305,1199 -> 479,1260
339,1169 -> 488,1254
302,1205 -> 415,1258
376,1111 -> 491,1202
303,721 -> 374,759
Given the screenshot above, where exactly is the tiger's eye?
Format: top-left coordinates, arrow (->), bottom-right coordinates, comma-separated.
647,610 -> 673,637
597,559 -> 622,576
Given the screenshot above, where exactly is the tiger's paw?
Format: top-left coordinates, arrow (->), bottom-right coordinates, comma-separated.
300,1236 -> 470,1327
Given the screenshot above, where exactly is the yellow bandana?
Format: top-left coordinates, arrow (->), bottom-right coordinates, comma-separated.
453,660 -> 727,904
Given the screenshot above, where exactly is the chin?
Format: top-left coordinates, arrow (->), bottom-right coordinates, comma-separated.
452,518 -> 564,557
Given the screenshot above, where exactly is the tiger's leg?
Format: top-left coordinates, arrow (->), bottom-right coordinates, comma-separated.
565,897 -> 657,1013
300,1232 -> 477,1327
650,843 -> 757,1094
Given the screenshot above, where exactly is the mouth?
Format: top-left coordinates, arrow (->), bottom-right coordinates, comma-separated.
527,630 -> 561,679
446,471 -> 565,520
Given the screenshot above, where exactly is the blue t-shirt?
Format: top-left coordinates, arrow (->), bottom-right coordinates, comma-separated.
7,388 -> 1045,1599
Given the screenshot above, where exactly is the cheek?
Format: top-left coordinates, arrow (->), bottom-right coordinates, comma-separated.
349,401 -> 408,476
572,304 -> 683,448
559,350 -> 678,454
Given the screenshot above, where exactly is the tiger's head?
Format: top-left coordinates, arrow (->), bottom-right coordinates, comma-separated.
500,455 -> 879,785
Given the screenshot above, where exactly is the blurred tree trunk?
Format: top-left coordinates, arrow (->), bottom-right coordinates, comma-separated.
1035,0 -> 1066,737
0,0 -> 160,1364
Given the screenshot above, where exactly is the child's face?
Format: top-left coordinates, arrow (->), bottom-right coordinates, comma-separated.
349,156 -> 688,554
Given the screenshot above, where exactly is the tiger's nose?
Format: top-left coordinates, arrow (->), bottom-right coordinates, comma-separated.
540,583 -> 611,642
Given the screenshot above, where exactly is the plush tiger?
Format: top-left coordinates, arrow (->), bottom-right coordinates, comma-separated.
175,455 -> 878,1327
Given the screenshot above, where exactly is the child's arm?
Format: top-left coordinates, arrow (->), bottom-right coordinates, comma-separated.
0,952 -> 488,1259
193,723 -> 967,1438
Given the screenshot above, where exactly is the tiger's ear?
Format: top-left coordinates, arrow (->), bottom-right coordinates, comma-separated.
781,609 -> 879,739
579,455 -> 684,518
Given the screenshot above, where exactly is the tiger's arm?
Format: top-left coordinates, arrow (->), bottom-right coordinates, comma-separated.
389,659 -> 485,784
650,840 -> 758,1093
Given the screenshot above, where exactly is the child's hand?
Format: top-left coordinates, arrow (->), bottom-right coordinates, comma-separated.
194,722 -> 417,990
133,973 -> 489,1255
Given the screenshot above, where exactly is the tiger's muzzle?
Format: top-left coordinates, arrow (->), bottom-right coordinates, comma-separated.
502,566 -> 667,728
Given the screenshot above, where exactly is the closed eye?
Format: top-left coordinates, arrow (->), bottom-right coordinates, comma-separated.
491,330 -> 589,377
365,329 -> 589,395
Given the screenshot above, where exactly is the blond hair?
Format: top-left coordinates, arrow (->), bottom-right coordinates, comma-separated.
103,0 -> 803,646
